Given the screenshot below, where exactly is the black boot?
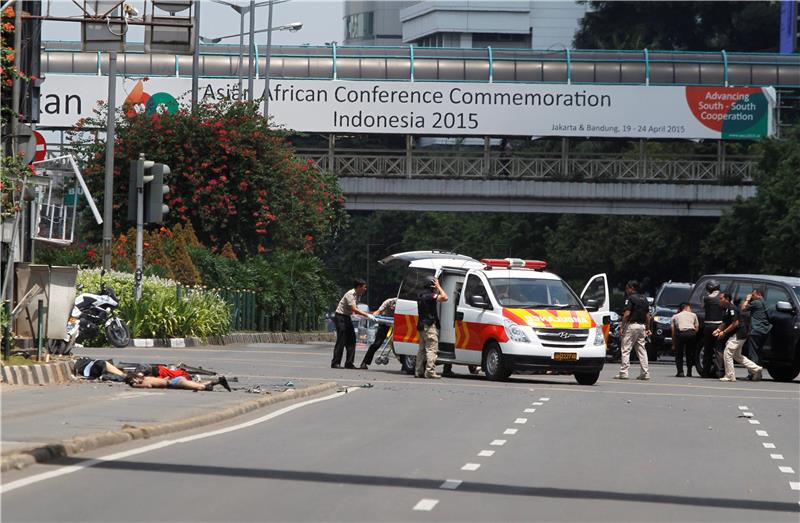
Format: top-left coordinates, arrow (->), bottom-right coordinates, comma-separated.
205,376 -> 232,392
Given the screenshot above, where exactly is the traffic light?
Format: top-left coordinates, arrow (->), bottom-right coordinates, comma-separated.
127,157 -> 170,224
144,163 -> 170,224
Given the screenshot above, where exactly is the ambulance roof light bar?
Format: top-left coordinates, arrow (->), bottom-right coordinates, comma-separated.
480,258 -> 547,270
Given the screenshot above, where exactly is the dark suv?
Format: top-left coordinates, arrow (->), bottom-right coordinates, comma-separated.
649,282 -> 693,359
688,274 -> 800,382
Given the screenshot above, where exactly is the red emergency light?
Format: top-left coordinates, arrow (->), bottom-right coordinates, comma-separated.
480,258 -> 547,270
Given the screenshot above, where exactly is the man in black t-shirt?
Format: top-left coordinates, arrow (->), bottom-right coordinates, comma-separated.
415,276 -> 448,379
715,293 -> 762,382
615,280 -> 652,380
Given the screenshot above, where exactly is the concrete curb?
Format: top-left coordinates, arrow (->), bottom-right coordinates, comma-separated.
0,360 -> 74,386
1,381 -> 340,473
131,331 -> 335,348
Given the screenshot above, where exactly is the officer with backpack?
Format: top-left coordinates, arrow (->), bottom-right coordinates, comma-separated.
614,280 -> 652,381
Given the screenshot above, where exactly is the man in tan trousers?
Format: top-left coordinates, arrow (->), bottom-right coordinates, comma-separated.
615,280 -> 652,380
716,292 -> 763,382
415,275 -> 448,379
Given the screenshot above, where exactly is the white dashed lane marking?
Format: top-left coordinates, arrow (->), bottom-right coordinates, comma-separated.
756,430 -> 769,437
790,482 -> 800,491
524,408 -> 536,413
532,402 -> 543,406
490,439 -> 506,446
748,419 -> 761,425
413,499 -> 439,511
741,412 -> 754,417
539,397 -> 550,401
514,418 -> 528,424
763,443 -> 777,449
439,479 -> 462,490
478,450 -> 495,457
778,466 -> 795,474
738,405 -> 749,410
461,463 -> 481,471
770,454 -> 785,460
504,428 -> 518,435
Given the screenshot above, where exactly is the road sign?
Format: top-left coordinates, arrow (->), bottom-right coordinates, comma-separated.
33,131 -> 47,162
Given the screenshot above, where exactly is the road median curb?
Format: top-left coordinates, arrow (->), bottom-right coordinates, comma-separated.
1,381 -> 339,473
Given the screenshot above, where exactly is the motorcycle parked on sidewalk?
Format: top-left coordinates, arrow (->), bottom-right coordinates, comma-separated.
49,279 -> 131,355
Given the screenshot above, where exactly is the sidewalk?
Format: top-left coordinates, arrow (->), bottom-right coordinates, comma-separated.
1,375 -> 338,472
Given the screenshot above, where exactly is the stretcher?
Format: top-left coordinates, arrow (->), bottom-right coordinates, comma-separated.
372,315 -> 395,365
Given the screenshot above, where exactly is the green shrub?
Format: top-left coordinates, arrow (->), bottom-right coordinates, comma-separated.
76,269 -> 230,342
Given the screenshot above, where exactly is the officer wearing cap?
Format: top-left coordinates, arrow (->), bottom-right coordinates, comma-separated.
701,280 -> 725,378
415,275 -> 448,379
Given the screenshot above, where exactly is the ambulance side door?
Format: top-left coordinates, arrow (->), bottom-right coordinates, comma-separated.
580,273 -> 611,341
454,273 -> 492,365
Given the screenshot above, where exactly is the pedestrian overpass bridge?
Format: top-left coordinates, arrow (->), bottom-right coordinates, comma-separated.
39,44 -> 799,216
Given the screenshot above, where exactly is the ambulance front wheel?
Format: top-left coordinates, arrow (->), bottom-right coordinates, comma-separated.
574,371 -> 600,385
400,355 -> 416,375
483,343 -> 511,381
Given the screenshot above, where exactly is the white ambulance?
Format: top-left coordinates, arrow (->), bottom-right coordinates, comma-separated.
381,251 -> 611,385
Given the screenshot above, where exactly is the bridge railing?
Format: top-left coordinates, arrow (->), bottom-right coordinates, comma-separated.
296,149 -> 755,183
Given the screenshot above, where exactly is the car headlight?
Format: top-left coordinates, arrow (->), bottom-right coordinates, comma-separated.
653,316 -> 671,324
594,328 -> 605,346
503,319 -> 530,343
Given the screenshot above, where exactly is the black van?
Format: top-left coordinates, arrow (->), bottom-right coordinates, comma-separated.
688,274 -> 800,382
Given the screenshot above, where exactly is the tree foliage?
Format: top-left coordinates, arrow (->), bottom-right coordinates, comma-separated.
67,97 -> 347,257
574,1 -> 780,51
699,130 -> 800,275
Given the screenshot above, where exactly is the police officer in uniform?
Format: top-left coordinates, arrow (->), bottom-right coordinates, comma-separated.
359,297 -> 396,369
701,280 -> 724,378
614,280 -> 651,380
415,275 -> 448,379
331,279 -> 373,369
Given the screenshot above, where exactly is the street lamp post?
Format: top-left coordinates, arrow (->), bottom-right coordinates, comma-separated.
263,0 -> 274,117
247,0 -> 256,101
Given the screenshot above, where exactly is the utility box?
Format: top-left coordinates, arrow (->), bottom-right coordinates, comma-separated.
13,263 -> 78,343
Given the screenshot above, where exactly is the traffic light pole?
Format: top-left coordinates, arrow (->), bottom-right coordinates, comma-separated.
102,52 -> 118,270
134,154 -> 145,301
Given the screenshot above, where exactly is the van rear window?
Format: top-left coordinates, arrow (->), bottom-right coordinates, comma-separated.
398,268 -> 436,301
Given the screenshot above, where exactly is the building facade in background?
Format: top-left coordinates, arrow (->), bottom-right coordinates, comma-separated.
343,0 -> 588,49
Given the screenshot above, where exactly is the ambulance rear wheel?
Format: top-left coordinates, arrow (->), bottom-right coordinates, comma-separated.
483,343 -> 511,381
400,355 -> 416,375
574,371 -> 600,385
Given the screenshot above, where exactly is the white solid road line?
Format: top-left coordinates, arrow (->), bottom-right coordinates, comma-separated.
1,388 -> 359,494
490,439 -> 507,446
514,418 -> 527,424
778,466 -> 795,474
461,463 -> 481,471
770,454 -> 784,460
413,499 -> 439,511
756,430 -> 769,436
504,428 -> 518,435
763,443 -> 777,449
524,408 -> 536,413
439,479 -> 462,490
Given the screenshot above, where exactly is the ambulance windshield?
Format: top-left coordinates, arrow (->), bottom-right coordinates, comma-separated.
488,278 -> 583,310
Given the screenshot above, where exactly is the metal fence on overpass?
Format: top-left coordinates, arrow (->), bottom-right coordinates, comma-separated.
296,148 -> 755,183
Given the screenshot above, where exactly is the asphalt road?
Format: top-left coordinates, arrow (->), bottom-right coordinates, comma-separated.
2,342 -> 799,522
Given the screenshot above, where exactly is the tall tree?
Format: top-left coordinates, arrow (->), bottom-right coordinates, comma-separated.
574,1 -> 780,51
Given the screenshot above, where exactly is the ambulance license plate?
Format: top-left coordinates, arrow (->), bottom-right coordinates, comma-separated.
553,352 -> 577,361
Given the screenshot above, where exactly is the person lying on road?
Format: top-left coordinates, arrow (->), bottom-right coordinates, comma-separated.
124,372 -> 231,392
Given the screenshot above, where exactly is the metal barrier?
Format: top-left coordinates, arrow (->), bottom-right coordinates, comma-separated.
176,285 -> 325,332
